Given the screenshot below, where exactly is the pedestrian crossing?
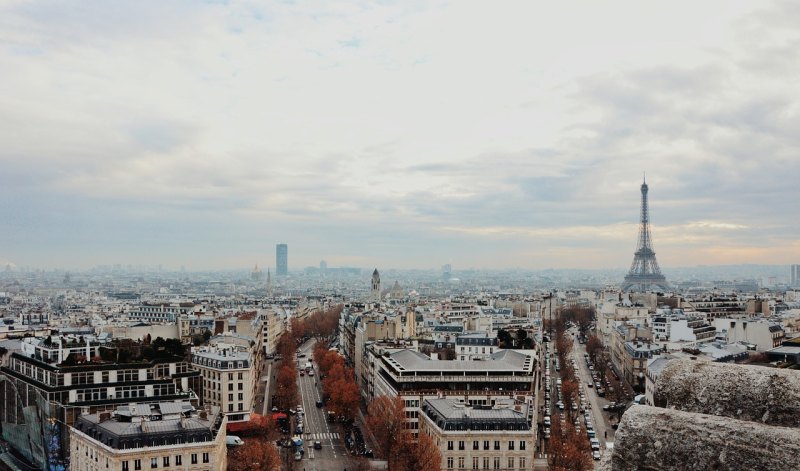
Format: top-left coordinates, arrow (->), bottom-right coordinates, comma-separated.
304,432 -> 340,440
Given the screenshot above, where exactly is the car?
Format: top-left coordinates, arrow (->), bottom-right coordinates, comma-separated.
587,429 -> 596,439
308,370 -> 314,376
314,441 -> 322,450
226,436 -> 245,446
593,450 -> 601,460
590,438 -> 601,450
296,425 -> 303,434
300,371 -> 304,376
587,382 -> 593,388
316,400 -> 324,408
294,451 -> 302,461
543,416 -> 551,426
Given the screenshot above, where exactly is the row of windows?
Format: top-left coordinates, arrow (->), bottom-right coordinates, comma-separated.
446,456 -> 527,470
447,440 -> 527,451
121,453 -> 209,470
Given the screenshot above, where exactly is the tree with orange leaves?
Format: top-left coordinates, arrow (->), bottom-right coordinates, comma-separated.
397,431 -> 442,471
366,395 -> 408,471
227,437 -> 281,471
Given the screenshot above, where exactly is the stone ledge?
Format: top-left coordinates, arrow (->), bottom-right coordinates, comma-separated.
611,405 -> 800,471
654,359 -> 800,427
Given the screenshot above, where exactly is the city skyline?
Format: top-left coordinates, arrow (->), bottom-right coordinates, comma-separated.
1,1 -> 799,270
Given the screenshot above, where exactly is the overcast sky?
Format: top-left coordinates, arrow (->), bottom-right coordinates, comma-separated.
1,0 -> 798,271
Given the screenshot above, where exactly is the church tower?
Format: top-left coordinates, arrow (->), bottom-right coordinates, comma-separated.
371,268 -> 381,303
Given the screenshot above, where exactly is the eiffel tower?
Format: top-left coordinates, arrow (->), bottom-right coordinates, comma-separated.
621,177 -> 669,292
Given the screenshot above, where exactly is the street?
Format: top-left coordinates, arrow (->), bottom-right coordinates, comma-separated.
569,330 -> 616,450
293,339 -> 356,471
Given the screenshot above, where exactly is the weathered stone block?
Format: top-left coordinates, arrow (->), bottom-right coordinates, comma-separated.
654,359 -> 800,427
612,406 -> 800,471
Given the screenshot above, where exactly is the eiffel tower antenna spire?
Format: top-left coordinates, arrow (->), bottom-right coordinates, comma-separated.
621,177 -> 669,292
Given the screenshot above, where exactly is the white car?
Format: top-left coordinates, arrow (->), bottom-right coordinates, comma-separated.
592,450 -> 601,460
544,416 -> 551,426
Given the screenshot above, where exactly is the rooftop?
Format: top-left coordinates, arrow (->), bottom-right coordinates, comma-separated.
422,398 -> 530,431
73,401 -> 223,450
387,348 -> 532,373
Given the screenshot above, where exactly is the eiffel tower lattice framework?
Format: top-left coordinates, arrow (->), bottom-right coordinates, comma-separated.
621,177 -> 670,292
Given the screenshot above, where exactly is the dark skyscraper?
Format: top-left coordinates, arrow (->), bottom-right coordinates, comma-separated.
276,243 -> 288,276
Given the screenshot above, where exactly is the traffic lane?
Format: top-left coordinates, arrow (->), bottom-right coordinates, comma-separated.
298,363 -> 343,463
572,343 -> 613,445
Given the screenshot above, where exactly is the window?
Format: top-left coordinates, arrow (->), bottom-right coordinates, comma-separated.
122,462 -> 129,471
458,440 -> 465,450
483,457 -> 489,469
458,457 -> 465,469
473,441 -> 479,450
191,454 -> 197,465
493,457 -> 500,470
238,372 -> 243,380
483,441 -> 489,450
238,402 -> 243,411
447,457 -> 454,469
472,457 -> 479,469
508,458 -> 514,469
238,393 -> 243,400
229,394 -> 234,401
519,440 -> 526,450
202,453 -> 209,463
228,373 -> 233,380
494,441 -> 500,450
228,383 -> 233,391
151,457 -> 157,468
519,457 -> 526,469
447,441 -> 454,451
175,456 -> 182,466
238,382 -> 243,390
134,460 -> 141,471
509,440 -> 515,450
163,457 -> 169,467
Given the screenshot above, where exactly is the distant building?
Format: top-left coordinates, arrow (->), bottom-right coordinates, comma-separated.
419,397 -> 533,471
276,244 -> 288,276
371,269 -> 381,303
127,302 -> 200,323
791,264 -> 800,287
69,401 -> 227,471
712,318 -> 785,351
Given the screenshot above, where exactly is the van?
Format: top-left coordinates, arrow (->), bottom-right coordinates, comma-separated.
226,436 -> 245,447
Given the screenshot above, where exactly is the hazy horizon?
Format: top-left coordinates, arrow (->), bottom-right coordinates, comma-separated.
2,1 -> 798,271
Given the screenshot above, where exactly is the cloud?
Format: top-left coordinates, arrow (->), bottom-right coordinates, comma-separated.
0,0 -> 798,269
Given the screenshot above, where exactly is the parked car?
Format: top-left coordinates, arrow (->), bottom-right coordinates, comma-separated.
226,436 -> 245,447
314,441 -> 322,450
593,450 -> 601,460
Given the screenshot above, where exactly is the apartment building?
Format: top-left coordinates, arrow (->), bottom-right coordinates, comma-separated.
712,318 -> 786,351
69,401 -> 226,471
419,397 -> 533,471
0,336 -> 200,427
372,349 -> 537,437
127,302 -> 200,323
191,340 -> 256,424
0,335 -> 201,468
456,333 -> 499,361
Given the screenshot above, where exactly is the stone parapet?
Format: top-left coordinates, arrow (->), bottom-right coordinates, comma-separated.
611,405 -> 800,471
653,359 -> 800,426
